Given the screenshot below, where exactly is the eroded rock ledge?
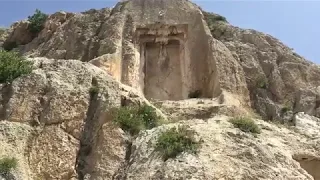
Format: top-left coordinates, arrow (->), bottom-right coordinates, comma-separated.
0,0 -> 319,179
0,57 -> 318,180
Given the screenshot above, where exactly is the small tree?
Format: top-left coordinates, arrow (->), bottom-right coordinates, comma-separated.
27,9 -> 48,34
0,50 -> 33,83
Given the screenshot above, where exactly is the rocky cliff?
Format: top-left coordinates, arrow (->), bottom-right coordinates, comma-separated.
0,0 -> 319,179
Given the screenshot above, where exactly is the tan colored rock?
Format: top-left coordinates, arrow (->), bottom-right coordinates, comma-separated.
3,21 -> 33,47
89,53 -> 122,81
4,0 -> 249,105
0,57 -> 163,179
24,8 -> 111,61
124,115 -> 320,180
151,91 -> 250,121
206,15 -> 320,119
0,0 -> 319,179
28,126 -> 79,179
0,121 -> 33,180
2,0 -> 320,121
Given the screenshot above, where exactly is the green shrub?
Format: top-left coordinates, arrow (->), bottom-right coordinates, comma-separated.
3,41 -> 18,51
156,126 -> 200,161
230,116 -> 261,134
27,9 -> 48,34
0,157 -> 17,174
138,104 -> 160,129
203,11 -> 228,26
0,50 -> 33,83
213,15 -> 228,22
281,106 -> 290,114
114,104 -> 161,135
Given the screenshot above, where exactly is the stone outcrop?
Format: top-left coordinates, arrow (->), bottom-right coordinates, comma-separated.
3,0 -> 248,103
0,28 -> 8,48
0,0 -> 319,179
122,115 -> 320,180
4,0 -> 319,121
2,21 -> 33,49
204,12 -> 320,120
0,57 -> 163,179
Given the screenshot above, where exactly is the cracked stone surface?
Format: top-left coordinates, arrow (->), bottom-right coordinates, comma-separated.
0,0 -> 319,179
123,116 -> 320,180
2,0 -> 320,120
0,57 -> 161,179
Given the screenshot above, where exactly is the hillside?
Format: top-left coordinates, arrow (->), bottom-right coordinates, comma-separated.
0,0 -> 319,179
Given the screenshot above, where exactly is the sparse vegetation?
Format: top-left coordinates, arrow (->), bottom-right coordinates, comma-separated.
188,90 -> 202,99
230,116 -> 261,134
213,15 -> 228,22
256,76 -> 268,89
156,125 -> 200,161
27,9 -> 48,34
0,50 -> 33,83
138,104 -> 160,129
203,11 -> 228,26
0,28 -> 6,36
292,52 -> 302,59
0,157 -> 17,175
114,104 -> 162,135
281,106 -> 290,114
281,101 -> 292,114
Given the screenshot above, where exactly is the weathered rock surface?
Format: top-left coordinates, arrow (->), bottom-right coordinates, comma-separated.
151,91 -> 250,121
204,12 -> 320,120
3,0 -> 319,121
0,28 -> 8,48
0,0 -> 319,179
2,21 -> 34,49
2,0 -> 247,103
122,115 -> 320,180
0,57 -> 163,180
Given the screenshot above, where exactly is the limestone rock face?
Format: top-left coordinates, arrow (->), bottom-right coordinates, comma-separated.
122,115 -> 320,180
0,57 -> 158,180
3,0 -> 250,104
205,15 -> 320,119
3,21 -> 34,48
0,0 -> 320,179
24,9 -> 111,61
2,1 -> 319,121
0,122 -> 33,180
